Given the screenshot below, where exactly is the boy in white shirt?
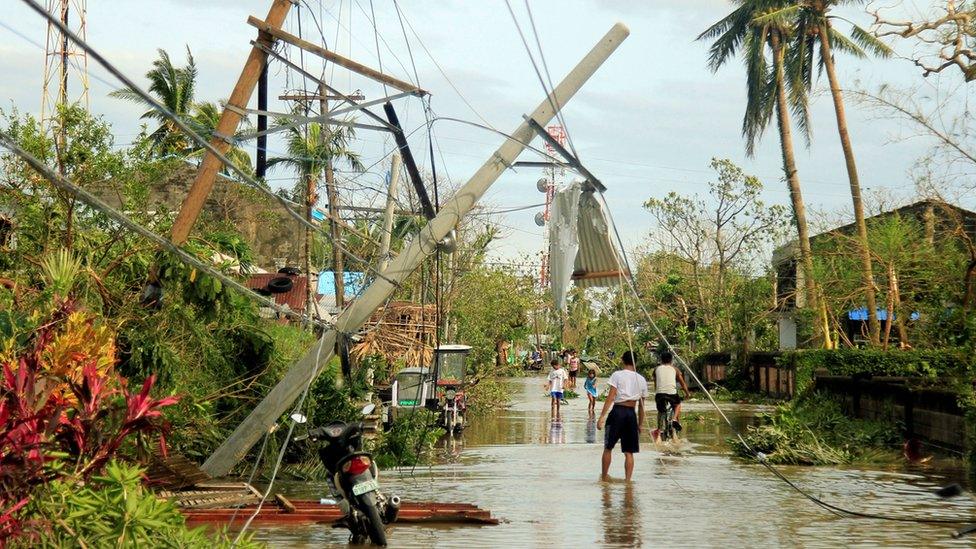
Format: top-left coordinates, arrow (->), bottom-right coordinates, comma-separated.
596,351 -> 648,481
545,359 -> 569,420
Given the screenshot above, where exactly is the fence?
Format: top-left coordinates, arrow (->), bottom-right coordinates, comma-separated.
693,352 -> 795,399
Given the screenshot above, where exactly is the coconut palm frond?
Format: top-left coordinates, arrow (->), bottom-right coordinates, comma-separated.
848,22 -> 894,59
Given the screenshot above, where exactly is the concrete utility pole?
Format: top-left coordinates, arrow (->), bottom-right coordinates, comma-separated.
169,0 -> 292,245
378,153 -> 402,272
203,23 -> 630,477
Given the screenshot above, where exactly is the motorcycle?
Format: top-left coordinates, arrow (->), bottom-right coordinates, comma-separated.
439,385 -> 466,434
292,405 -> 399,546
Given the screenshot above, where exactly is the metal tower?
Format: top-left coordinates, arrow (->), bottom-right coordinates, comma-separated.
41,0 -> 89,125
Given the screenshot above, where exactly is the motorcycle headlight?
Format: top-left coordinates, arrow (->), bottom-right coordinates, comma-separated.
445,389 -> 456,399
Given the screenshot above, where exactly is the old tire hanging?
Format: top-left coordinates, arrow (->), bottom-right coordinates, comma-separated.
267,276 -> 294,294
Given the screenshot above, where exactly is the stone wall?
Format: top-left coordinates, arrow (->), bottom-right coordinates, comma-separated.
96,163 -> 306,269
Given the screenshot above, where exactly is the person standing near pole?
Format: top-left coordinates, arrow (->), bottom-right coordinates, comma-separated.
596,351 -> 647,481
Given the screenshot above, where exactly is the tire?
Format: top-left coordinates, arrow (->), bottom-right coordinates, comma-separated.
278,266 -> 302,276
267,276 -> 294,293
359,493 -> 387,546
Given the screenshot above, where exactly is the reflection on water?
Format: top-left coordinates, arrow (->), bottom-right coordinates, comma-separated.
546,420 -> 565,444
601,482 -> 641,548
255,377 -> 976,548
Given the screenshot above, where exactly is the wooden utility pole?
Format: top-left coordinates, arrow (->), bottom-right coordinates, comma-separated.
378,153 -> 402,272
169,0 -> 292,245
320,84 -> 345,310
202,23 -> 629,477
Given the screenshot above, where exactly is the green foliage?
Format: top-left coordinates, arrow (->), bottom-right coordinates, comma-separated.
464,376 -> 511,412
19,461 -> 259,548
305,357 -> 368,429
450,265 -> 535,369
639,159 -> 787,355
374,410 -> 444,469
813,212 -> 975,348
730,393 -> 901,465
778,348 -> 972,396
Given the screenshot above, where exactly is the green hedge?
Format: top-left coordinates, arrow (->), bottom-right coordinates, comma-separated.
776,348 -> 973,396
778,348 -> 976,482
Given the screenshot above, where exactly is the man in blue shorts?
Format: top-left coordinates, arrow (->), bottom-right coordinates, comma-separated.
596,351 -> 648,481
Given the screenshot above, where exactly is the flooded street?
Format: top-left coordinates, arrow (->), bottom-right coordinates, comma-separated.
255,377 -> 976,547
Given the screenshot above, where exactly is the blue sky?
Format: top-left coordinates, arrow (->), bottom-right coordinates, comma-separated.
0,0 -> 967,269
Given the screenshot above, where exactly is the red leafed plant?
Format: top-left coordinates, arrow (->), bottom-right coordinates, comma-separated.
0,302 -> 179,542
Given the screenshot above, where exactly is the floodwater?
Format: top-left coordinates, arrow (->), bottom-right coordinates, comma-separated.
254,377 -> 976,548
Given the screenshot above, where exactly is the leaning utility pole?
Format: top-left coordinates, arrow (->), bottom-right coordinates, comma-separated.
203,23 -> 630,477
378,153 -> 402,272
169,0 -> 292,245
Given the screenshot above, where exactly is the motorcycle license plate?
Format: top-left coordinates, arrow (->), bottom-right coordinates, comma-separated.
352,478 -> 379,496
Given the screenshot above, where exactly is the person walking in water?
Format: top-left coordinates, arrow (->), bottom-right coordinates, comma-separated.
584,368 -> 598,416
545,359 -> 569,421
596,351 -> 648,481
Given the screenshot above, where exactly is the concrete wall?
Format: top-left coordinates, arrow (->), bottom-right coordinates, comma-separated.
815,376 -> 966,450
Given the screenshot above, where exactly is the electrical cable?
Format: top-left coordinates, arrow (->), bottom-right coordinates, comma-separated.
593,190 -> 974,527
17,0 -> 399,289
233,333 -> 328,544
521,0 -> 579,160
0,130 -> 335,329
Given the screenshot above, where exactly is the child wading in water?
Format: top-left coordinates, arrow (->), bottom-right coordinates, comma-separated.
584,369 -> 598,416
545,359 -> 569,420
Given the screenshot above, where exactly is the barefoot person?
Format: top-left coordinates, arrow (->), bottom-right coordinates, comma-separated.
584,368 -> 598,416
596,351 -> 648,481
545,359 -> 568,420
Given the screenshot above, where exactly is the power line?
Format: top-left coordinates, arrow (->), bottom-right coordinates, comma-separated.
16,0 -> 398,287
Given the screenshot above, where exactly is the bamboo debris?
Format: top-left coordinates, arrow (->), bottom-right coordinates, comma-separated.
351,301 -> 436,378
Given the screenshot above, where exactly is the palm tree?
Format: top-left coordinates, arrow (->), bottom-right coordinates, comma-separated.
187,100 -> 254,176
756,0 -> 893,345
268,121 -> 364,325
698,1 -> 832,347
110,48 -> 197,157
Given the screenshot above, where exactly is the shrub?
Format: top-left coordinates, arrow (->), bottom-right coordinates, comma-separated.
730,392 -> 901,465
18,460 -> 259,548
374,410 -> 444,468
0,302 -> 178,542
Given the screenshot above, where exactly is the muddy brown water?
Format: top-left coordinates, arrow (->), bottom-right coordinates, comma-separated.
252,377 -> 975,547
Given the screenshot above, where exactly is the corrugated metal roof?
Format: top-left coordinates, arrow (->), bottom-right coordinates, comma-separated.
246,273 -> 322,313
572,191 -> 626,288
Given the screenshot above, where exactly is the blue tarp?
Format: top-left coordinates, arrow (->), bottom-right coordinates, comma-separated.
318,271 -> 365,297
847,308 -> 920,321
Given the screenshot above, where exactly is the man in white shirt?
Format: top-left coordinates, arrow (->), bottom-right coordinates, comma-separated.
653,351 -> 691,441
545,359 -> 569,420
596,351 -> 648,481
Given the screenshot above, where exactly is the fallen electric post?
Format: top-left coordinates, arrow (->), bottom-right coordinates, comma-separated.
202,22 -> 630,477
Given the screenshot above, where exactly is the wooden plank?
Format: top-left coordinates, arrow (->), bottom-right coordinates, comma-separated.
275,494 -> 297,513
247,16 -> 427,96
571,269 -> 628,281
181,500 -> 499,526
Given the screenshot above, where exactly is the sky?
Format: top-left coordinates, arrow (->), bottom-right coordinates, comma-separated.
0,0 -> 968,272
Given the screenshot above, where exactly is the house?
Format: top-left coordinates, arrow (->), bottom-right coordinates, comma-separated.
773,199 -> 976,349
246,271 -> 329,323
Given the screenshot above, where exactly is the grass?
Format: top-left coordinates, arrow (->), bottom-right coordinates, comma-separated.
730,392 -> 902,466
